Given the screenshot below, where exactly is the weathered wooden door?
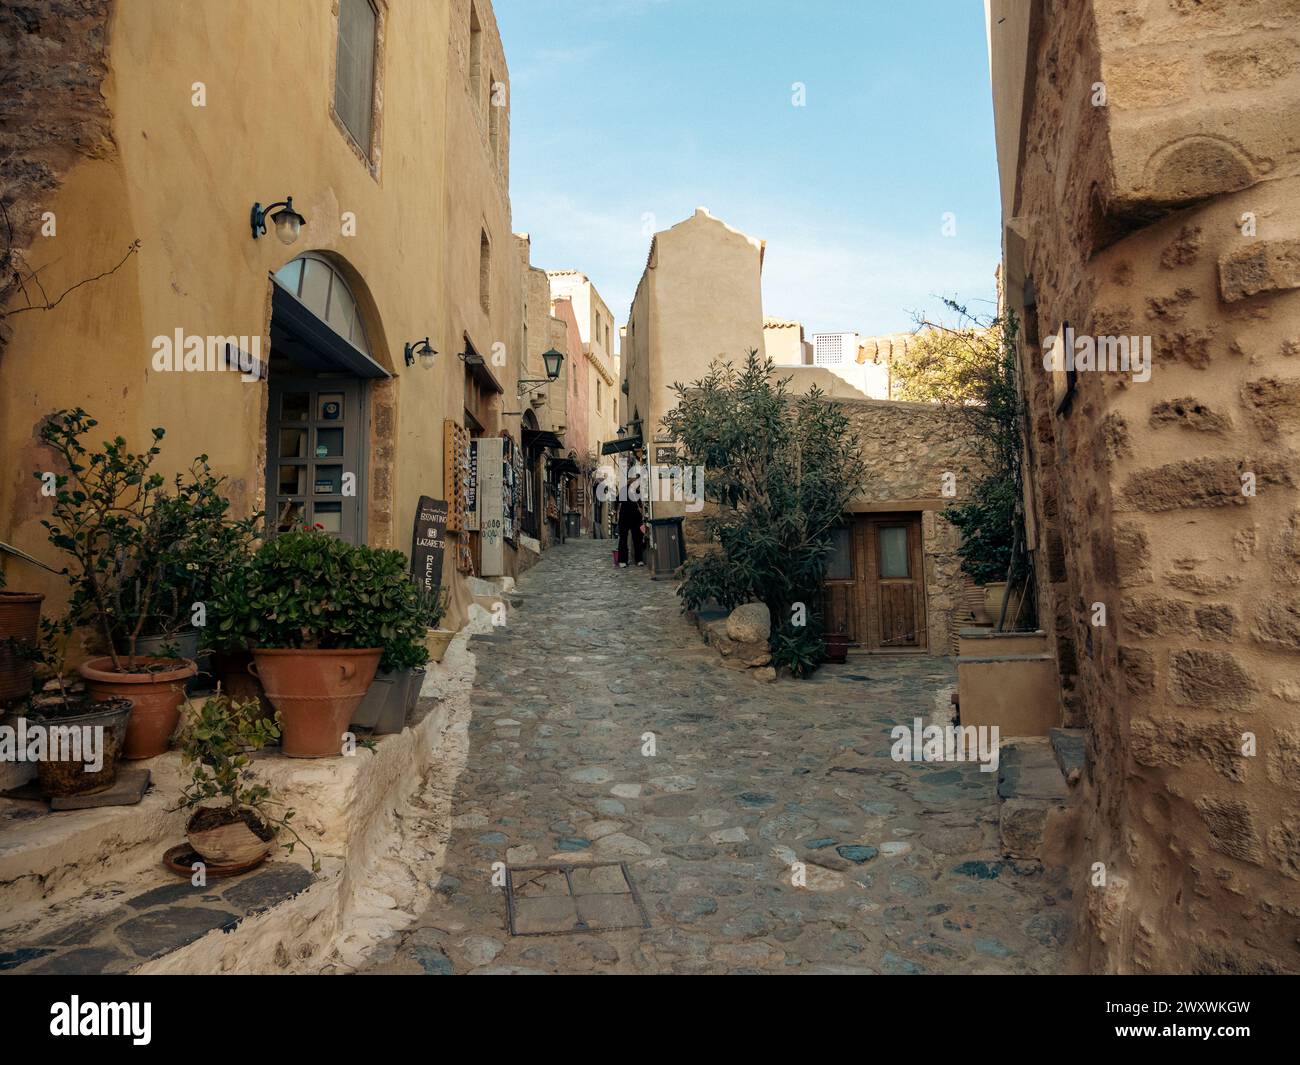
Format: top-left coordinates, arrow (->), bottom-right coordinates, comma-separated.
871,518 -> 924,648
822,514 -> 926,651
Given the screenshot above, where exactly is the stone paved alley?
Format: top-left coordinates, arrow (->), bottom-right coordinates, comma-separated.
359,539 -> 1072,975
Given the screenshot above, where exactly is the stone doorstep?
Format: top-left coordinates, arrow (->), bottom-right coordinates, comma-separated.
0,860 -> 319,975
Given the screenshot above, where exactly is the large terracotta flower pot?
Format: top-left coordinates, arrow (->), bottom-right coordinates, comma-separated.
28,697 -> 133,798
78,656 -> 198,759
0,591 -> 43,702
250,647 -> 382,758
210,649 -> 266,704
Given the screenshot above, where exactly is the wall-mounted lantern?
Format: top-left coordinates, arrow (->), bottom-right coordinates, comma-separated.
404,337 -> 437,369
518,347 -> 564,396
250,196 -> 306,244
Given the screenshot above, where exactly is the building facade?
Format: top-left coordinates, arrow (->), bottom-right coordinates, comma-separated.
0,0 -> 551,628
988,0 -> 1300,973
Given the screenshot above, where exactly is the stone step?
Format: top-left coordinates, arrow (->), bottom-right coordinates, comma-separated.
995,739 -> 1076,865
0,859 -> 319,974
1049,727 -> 1086,785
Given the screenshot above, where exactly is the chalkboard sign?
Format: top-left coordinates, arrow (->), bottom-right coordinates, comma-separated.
410,495 -> 448,597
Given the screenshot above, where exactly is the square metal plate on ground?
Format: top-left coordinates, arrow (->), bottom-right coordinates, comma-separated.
504,861 -> 652,936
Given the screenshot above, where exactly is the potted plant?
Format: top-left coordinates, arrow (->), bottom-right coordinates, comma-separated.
351,601 -> 429,735
419,585 -> 455,664
173,692 -> 317,870
37,410 -> 199,758
120,459 -> 260,668
239,529 -> 426,758
0,565 -> 43,703
23,616 -> 134,798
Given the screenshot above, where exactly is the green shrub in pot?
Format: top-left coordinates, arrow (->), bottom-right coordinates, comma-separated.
237,529 -> 428,757
173,692 -> 317,870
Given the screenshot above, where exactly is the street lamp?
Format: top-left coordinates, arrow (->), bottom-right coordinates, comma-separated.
518,347 -> 565,396
404,337 -> 437,369
250,196 -> 306,244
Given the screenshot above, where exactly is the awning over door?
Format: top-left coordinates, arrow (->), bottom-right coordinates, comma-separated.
522,428 -> 564,451
600,436 -> 643,455
270,279 -> 391,379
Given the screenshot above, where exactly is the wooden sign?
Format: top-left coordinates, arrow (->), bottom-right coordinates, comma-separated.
410,496 -> 447,597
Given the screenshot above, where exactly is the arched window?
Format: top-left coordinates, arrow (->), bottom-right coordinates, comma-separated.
275,254 -> 372,355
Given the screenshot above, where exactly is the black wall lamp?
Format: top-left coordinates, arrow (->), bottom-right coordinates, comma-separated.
250,196 -> 306,244
518,347 -> 564,395
404,337 -> 437,369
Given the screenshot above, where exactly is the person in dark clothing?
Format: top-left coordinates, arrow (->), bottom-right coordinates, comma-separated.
616,496 -> 645,567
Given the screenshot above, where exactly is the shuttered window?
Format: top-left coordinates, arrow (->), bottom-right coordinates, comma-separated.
335,0 -> 377,152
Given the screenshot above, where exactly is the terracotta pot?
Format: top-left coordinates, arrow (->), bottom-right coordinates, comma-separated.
424,627 -> 455,663
0,591 -> 43,702
187,811 -> 273,866
210,649 -> 266,704
29,697 -> 133,798
824,632 -> 849,664
78,656 -> 197,759
250,647 -> 382,758
982,582 -> 1008,626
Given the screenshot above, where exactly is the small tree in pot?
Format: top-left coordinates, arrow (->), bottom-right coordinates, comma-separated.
235,528 -> 428,757
173,692 -> 317,871
37,409 -> 198,758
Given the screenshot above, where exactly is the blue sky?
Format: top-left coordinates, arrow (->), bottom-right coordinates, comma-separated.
497,0 -> 1000,339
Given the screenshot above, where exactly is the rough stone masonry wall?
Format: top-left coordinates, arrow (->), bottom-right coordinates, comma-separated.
1015,0 -> 1300,974
0,0 -> 115,352
842,398 -> 988,655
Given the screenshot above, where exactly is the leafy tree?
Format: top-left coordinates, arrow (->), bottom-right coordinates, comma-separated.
905,301 -> 1028,589
661,351 -> 867,670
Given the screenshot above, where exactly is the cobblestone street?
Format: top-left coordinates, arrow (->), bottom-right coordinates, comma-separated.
361,539 -> 1072,975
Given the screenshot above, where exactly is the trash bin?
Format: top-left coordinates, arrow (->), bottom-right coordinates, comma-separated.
648,516 -> 686,578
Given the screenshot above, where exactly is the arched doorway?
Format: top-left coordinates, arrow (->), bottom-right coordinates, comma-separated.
266,253 -> 392,543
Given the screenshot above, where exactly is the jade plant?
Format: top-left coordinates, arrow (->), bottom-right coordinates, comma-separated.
217,527 -> 428,670
173,692 -> 318,870
36,409 -> 259,668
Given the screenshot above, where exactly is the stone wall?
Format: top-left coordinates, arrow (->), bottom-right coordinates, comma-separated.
992,0 -> 1300,974
841,396 -> 988,656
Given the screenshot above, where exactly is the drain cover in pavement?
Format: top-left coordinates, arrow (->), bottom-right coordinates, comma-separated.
505,862 -> 651,936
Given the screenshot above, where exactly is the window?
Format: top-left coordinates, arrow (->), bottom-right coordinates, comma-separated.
488,70 -> 501,167
469,5 -> 483,110
826,525 -> 853,580
596,378 -> 602,413
334,0 -> 377,152
274,254 -> 371,354
479,229 -> 491,313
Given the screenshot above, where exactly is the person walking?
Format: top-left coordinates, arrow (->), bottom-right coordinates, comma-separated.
616,494 -> 645,567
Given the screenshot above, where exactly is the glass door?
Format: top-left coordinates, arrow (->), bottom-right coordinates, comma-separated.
267,379 -> 365,542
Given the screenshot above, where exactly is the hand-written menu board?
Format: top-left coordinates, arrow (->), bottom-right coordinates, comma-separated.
410,496 -> 447,598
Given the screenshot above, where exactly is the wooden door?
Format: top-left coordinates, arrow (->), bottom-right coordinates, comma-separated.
822,514 -> 927,651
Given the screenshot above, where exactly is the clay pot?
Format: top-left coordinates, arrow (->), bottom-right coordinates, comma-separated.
210,649 -> 266,704
78,656 -> 198,759
982,582 -> 1009,627
824,632 -> 849,664
28,697 -> 133,797
187,809 -> 273,866
250,647 -> 382,758
424,627 -> 455,664
0,591 -> 43,702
